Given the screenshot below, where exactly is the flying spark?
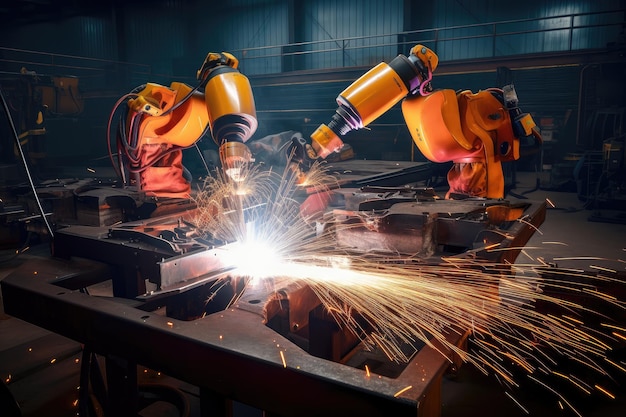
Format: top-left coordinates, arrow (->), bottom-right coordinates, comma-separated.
192,159 -> 626,415
393,385 -> 413,397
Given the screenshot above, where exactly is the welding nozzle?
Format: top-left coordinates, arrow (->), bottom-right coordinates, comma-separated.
286,133 -> 319,184
219,141 -> 253,182
310,123 -> 344,159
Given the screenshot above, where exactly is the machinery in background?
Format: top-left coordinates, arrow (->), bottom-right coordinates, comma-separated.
0,69 -> 83,170
565,106 -> 626,223
583,133 -> 626,223
1,70 -> 84,247
108,52 -> 257,198
303,44 -> 542,199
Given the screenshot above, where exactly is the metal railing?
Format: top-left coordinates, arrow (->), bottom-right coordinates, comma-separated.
0,46 -> 152,93
0,9 -> 622,83
233,10 -> 624,74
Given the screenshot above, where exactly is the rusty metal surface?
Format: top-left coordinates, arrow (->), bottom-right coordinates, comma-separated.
7,178 -> 546,415
51,208 -> 225,298
326,160 -> 433,187
332,196 -> 546,260
1,257 -> 467,417
157,245 -> 236,292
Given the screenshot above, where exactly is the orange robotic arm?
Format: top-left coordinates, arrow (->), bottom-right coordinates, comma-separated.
403,85 -> 540,198
197,52 -> 257,181
309,45 -> 438,158
110,52 -> 257,198
309,44 -> 540,199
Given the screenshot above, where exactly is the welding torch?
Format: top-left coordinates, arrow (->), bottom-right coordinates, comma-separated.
197,52 -> 258,181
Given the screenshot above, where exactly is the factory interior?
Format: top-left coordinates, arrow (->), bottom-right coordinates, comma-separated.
1,1 -> 626,416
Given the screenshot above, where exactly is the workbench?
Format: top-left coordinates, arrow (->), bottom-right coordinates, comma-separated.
1,160 -> 547,416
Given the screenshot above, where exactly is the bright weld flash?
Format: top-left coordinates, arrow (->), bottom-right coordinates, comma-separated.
226,238 -> 361,285
225,224 -> 358,283
227,240 -> 282,280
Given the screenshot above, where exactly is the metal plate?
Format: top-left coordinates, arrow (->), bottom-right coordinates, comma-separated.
1,257 -> 467,417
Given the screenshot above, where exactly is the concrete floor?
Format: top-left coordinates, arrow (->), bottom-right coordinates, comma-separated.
1,171 -> 625,416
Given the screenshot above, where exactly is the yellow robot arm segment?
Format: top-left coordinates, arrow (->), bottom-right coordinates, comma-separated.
404,87 -> 537,199
310,44 -> 438,159
339,62 -> 411,128
197,52 -> 258,179
402,89 -> 476,162
128,82 -> 210,148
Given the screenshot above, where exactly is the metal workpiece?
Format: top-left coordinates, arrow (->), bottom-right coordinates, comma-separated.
1,159 -> 546,416
155,245 -> 237,296
331,194 -> 547,263
1,257 -> 466,417
51,208 -> 224,298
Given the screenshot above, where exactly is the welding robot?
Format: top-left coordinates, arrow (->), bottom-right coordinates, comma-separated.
301,45 -> 542,199
109,52 -> 257,198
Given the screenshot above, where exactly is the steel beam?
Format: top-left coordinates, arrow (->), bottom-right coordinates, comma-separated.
2,257 -> 466,417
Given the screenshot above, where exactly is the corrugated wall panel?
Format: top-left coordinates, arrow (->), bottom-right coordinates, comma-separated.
572,10 -> 625,49
0,15 -> 124,92
436,25 -> 495,61
1,21 -> 81,57
432,0 -> 622,24
512,66 -> 580,118
2,0 -> 622,79
0,1 -> 197,87
76,16 -> 117,60
302,0 -> 403,70
431,0 -> 624,60
122,1 -> 190,81
2,15 -> 117,60
196,0 -> 288,75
